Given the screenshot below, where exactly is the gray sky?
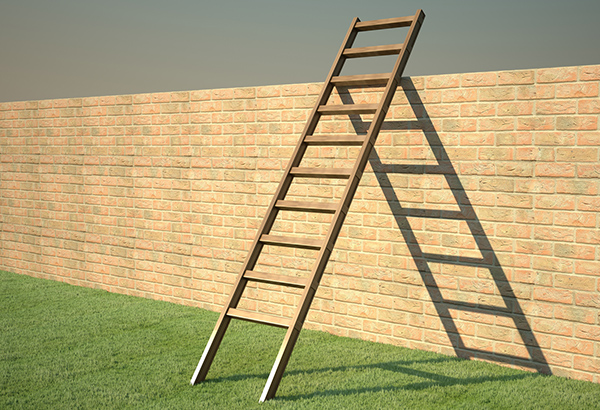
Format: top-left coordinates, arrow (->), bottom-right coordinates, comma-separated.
1,0 -> 599,103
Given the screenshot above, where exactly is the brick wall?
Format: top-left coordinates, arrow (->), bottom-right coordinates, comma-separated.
1,64 -> 599,382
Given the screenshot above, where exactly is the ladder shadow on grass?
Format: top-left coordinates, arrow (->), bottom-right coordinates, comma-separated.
338,78 -> 550,376
278,358 -> 540,401
205,351 -> 541,400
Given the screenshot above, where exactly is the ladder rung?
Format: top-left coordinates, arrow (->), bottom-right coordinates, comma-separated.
304,135 -> 365,146
276,199 -> 338,213
227,308 -> 291,328
331,73 -> 391,87
244,270 -> 307,288
260,234 -> 322,250
355,16 -> 414,31
317,104 -> 378,115
290,167 -> 353,179
343,44 -> 403,58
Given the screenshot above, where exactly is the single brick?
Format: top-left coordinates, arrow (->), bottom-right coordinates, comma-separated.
479,86 -> 516,101
496,131 -> 532,145
574,292 -> 600,309
281,83 -> 308,96
554,274 -> 596,291
517,85 -> 555,100
534,163 -> 575,178
533,318 -> 573,336
211,88 -> 234,100
257,85 -> 281,98
517,117 -> 555,131
556,83 -> 599,98
267,97 -> 294,110
535,194 -> 576,210
577,164 -> 600,178
460,102 -> 495,117
190,90 -> 212,101
515,240 -> 552,256
556,179 -> 598,196
442,118 -> 477,132
574,356 -> 600,374
556,148 -> 598,162
496,223 -> 532,239
575,229 -> 600,245
200,101 -> 222,112
577,196 -> 600,212
578,99 -> 600,114
496,192 -> 534,207
536,66 -> 578,83
461,72 -> 497,87
441,89 -> 477,103
151,92 -> 170,103
533,287 -> 573,304
496,162 -> 534,178
534,131 -> 576,146
170,91 -> 189,102
112,95 -> 130,105
536,100 -> 577,115
579,65 -> 600,81
498,101 -> 533,116
478,117 -> 515,131
478,147 -> 513,161
556,116 -> 597,130
232,87 -> 256,99
426,74 -> 461,89
421,104 -> 459,118
533,226 -> 575,243
459,132 -> 494,146
552,336 -> 594,355
498,69 -> 535,85
221,100 -> 244,111
415,89 -> 442,104
575,324 -> 600,341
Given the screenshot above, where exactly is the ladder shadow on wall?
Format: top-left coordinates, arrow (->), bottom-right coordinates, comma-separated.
338,78 -> 551,374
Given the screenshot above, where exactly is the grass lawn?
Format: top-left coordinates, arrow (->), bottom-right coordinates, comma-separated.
1,270 -> 599,409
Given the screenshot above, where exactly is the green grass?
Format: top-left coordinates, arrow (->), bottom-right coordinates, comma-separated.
1,270 -> 599,409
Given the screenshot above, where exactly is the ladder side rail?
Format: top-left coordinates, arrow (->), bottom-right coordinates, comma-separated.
229,14 -> 361,267
226,14 -> 362,287
259,180 -> 352,401
191,16 -> 361,386
224,14 -> 362,295
259,155 -> 363,402
259,11 -> 425,401
314,9 -> 425,286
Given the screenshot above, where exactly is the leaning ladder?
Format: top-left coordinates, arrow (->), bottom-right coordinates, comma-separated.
191,10 -> 425,402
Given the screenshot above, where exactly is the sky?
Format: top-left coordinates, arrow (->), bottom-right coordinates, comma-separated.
1,0 -> 599,103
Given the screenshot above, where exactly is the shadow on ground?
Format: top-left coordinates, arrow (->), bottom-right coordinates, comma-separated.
205,353 -> 541,401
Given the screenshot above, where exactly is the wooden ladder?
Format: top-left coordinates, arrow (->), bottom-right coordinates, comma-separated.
191,10 -> 425,402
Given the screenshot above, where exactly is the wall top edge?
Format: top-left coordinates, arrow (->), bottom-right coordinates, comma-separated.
1,64 -> 599,108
